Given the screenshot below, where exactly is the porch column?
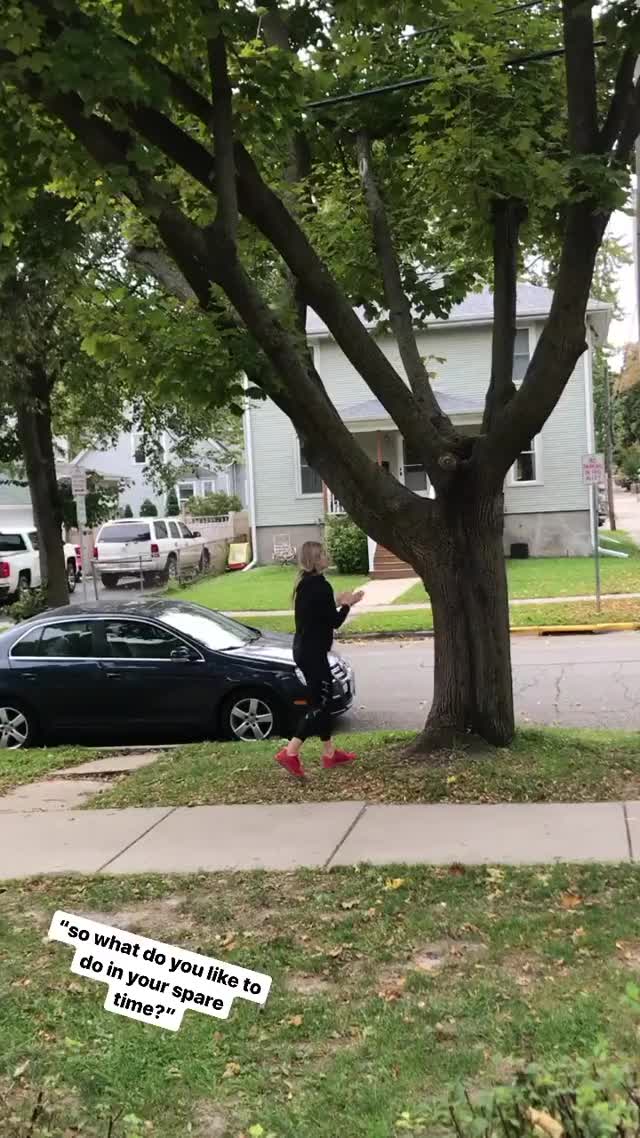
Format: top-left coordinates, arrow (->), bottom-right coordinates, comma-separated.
395,432 -> 405,483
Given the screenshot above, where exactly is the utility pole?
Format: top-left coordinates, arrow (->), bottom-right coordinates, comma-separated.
604,361 -> 617,530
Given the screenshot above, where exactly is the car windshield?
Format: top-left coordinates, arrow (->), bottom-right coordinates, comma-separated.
99,523 -> 151,544
159,606 -> 260,651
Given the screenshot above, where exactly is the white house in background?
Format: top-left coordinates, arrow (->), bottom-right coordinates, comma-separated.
69,430 -> 247,515
244,284 -> 611,571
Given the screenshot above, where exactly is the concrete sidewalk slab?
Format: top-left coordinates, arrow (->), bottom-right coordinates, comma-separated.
55,751 -> 163,777
328,802 -> 630,866
0,778 -> 107,813
0,808 -> 172,878
104,802 -> 366,874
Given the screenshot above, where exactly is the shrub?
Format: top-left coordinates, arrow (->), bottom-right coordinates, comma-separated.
166,487 -> 180,516
139,498 -> 158,517
618,444 -> 640,485
185,491 -> 242,516
8,585 -> 49,623
123,504 -> 134,518
400,1048 -> 640,1136
326,515 -> 368,574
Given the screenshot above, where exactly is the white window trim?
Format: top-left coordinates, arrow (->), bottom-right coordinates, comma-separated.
294,435 -> 323,499
507,433 -> 543,487
176,480 -> 197,505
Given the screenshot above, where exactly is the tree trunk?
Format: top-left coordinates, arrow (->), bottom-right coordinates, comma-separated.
407,489 -> 514,753
15,369 -> 69,609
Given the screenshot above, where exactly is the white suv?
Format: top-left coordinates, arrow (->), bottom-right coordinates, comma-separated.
94,517 -> 206,588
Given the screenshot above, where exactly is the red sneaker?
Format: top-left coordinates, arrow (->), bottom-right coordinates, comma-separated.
323,750 -> 357,769
275,749 -> 306,779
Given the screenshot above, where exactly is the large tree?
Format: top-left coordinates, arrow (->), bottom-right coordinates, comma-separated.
1,0 -> 639,748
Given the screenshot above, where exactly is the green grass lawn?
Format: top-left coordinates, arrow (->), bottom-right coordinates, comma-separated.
3,865 -> 640,1136
236,597 -> 640,637
396,529 -> 640,605
175,565 -> 366,612
88,727 -> 640,810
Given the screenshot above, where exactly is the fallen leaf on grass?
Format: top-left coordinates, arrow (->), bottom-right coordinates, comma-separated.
384,878 -> 406,891
340,900 -> 358,910
435,1021 -> 458,1042
559,891 -> 583,910
12,1059 -> 29,1079
377,978 -> 406,1002
526,1108 -> 563,1137
222,1061 -> 241,1078
288,1015 -> 303,1027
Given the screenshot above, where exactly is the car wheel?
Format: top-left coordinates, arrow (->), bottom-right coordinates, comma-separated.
16,572 -> 30,599
163,554 -> 178,583
100,573 -> 120,589
0,702 -> 35,749
67,560 -> 77,594
220,690 -> 281,742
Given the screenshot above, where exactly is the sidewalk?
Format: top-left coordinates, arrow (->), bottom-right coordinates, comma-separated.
2,798 -> 637,879
226,591 -> 640,619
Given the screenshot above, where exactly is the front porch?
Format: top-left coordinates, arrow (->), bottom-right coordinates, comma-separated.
323,394 -> 483,577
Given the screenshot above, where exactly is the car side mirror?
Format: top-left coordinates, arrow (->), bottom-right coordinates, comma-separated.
170,645 -> 198,662
191,530 -> 201,538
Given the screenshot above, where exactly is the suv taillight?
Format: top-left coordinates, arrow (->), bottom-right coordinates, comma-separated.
93,546 -> 98,560
151,542 -> 160,557
0,562 -> 10,579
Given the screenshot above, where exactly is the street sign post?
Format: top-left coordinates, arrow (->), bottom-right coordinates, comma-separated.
582,454 -> 605,613
71,468 -> 89,601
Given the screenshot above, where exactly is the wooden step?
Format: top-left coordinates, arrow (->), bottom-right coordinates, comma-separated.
371,545 -> 415,580
371,567 -> 415,579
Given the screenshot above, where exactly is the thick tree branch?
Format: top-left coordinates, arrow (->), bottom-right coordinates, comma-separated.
482,198 -> 527,432
206,3 -> 238,240
600,46 -> 637,152
562,0 -> 599,154
355,130 -> 448,425
126,246 -> 198,302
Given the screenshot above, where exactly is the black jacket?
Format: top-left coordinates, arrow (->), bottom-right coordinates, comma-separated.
293,572 -> 350,655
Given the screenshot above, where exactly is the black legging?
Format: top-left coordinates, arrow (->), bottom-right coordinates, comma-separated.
294,650 -> 333,742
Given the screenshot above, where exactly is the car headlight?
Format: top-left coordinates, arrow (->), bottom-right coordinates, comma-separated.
295,667 -> 307,686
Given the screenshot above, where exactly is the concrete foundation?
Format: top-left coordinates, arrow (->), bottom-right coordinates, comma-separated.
256,523 -> 323,564
503,510 -> 591,557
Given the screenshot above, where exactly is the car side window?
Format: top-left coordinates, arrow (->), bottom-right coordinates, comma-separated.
179,523 -> 194,539
154,521 -> 168,539
10,625 -> 44,658
39,621 -> 96,658
100,619 -> 188,660
169,522 -> 180,539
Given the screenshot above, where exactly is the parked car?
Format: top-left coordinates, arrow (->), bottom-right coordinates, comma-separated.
0,528 -> 79,603
598,487 -> 607,527
93,517 -> 209,588
0,599 -> 355,748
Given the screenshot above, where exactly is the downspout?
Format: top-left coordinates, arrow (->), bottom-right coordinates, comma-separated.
242,377 -> 258,571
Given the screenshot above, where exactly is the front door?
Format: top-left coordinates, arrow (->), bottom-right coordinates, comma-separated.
94,617 -> 211,732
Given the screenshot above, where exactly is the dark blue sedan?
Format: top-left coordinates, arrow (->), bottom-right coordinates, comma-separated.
0,600 -> 355,749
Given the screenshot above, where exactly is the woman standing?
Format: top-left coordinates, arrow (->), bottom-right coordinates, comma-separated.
275,541 -> 364,778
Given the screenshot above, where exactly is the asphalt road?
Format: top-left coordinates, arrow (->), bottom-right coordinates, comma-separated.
339,633 -> 640,732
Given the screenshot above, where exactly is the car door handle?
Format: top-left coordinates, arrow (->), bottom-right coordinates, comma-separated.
21,672 -> 37,682
104,671 -> 122,680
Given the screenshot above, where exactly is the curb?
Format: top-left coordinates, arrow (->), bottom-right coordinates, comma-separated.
339,622 -> 640,642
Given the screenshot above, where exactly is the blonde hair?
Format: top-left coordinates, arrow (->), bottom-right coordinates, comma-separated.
293,541 -> 326,600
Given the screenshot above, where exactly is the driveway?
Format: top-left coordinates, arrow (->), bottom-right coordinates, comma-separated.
611,489 -> 640,545
341,632 -> 640,732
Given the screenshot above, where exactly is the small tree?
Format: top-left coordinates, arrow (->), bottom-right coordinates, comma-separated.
140,498 -> 158,517
123,504 -> 134,518
165,487 -> 180,516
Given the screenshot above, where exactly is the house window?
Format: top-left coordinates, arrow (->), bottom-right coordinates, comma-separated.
177,482 -> 196,506
513,328 -> 530,382
202,480 -> 215,495
132,432 -> 146,465
298,439 -> 322,496
511,437 -> 540,484
403,442 -> 429,493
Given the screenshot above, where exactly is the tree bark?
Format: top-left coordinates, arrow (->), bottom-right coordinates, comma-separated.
405,488 -> 514,752
15,368 -> 69,609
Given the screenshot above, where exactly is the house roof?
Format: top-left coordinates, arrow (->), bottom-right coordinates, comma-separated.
305,283 -> 612,340
340,391 -> 485,423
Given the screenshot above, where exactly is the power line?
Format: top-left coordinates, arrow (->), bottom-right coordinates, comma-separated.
305,41 -> 605,111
